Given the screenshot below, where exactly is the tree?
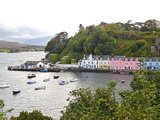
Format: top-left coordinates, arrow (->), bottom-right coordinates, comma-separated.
10,110 -> 53,120
0,100 -> 14,120
61,71 -> 160,120
49,54 -> 59,64
61,81 -> 118,120
0,100 -> 6,120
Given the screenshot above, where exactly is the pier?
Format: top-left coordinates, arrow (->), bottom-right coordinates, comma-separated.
8,66 -> 60,72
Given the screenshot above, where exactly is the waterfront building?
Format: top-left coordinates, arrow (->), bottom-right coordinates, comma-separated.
78,54 -> 140,71
109,56 -> 125,70
78,54 -> 110,70
22,61 -> 50,69
104,56 -> 140,71
143,57 -> 160,70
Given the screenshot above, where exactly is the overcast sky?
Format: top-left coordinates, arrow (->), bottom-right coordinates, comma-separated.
0,0 -> 160,42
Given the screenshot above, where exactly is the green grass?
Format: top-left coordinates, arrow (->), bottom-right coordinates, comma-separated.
0,49 -> 10,53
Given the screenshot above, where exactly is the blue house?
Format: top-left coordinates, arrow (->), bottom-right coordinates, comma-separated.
143,58 -> 160,70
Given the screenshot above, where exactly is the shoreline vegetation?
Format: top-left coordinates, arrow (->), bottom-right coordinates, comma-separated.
0,48 -> 45,53
45,19 -> 160,63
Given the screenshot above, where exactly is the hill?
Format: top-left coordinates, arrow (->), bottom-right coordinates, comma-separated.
24,36 -> 52,46
0,40 -> 45,52
45,19 -> 160,61
0,40 -> 24,49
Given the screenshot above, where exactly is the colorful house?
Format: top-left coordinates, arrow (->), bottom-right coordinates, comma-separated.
143,58 -> 160,70
107,56 -> 140,71
78,54 -> 140,71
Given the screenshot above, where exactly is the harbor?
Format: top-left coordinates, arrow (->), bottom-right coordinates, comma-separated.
0,52 -> 133,119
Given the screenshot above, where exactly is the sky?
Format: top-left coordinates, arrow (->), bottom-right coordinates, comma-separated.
0,0 -> 160,43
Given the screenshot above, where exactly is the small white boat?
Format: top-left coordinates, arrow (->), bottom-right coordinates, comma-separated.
121,79 -> 125,83
13,88 -> 20,95
43,78 -> 50,82
27,79 -> 36,84
0,82 -> 10,88
70,78 -> 78,82
59,80 -> 69,85
35,86 -> 46,90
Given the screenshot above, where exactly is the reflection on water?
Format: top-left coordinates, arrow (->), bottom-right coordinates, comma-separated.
0,52 -> 133,119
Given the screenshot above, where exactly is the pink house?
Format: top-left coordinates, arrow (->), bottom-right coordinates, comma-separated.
109,56 -> 140,71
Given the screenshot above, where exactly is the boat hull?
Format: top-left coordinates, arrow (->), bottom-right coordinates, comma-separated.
35,86 -> 46,90
53,76 -> 59,79
27,81 -> 36,84
13,90 -> 20,95
0,86 -> 10,88
59,81 -> 69,85
28,74 -> 36,78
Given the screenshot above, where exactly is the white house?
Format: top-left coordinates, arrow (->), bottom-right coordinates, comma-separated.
22,61 -> 50,69
78,54 -> 110,70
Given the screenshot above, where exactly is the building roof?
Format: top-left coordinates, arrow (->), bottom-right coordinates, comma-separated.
23,61 -> 41,65
144,57 -> 160,61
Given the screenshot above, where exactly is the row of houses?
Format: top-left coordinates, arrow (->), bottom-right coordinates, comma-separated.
78,54 -> 160,71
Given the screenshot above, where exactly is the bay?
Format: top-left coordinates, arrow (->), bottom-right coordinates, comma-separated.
0,51 -> 133,119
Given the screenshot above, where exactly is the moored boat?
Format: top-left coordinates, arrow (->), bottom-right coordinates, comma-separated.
35,86 -> 46,90
0,82 -> 10,88
13,89 -> 21,95
70,78 -> 78,82
121,79 -> 125,83
27,79 -> 36,84
28,74 -> 36,78
43,78 -> 50,82
53,75 -> 59,79
40,69 -> 48,72
59,80 -> 69,85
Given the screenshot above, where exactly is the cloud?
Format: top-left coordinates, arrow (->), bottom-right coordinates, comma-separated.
0,23 -> 51,43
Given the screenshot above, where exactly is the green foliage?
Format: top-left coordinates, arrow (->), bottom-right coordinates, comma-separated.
61,71 -> 160,120
0,100 -> 6,120
61,58 -> 67,64
10,110 -> 53,120
71,59 -> 77,64
45,19 -> 160,60
61,81 -> 118,120
0,49 -> 10,53
49,54 -> 59,64
45,32 -> 68,54
0,100 -> 13,120
61,56 -> 71,64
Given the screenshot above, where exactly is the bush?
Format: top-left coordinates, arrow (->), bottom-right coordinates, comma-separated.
49,54 -> 59,64
10,110 -> 53,120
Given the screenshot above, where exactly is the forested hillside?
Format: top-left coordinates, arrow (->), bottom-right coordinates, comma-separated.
45,19 -> 160,61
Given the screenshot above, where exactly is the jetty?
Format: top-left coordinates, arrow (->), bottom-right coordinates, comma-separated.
7,60 -> 136,75
8,66 -> 60,72
8,60 -> 60,72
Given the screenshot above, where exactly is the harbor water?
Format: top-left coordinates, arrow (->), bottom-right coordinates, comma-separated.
0,51 -> 133,119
